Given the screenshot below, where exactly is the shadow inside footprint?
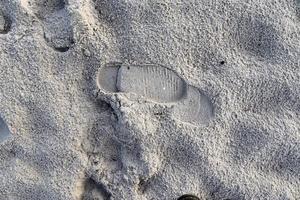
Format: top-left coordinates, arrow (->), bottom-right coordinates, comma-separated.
0,11 -> 11,34
0,115 -> 11,143
296,0 -> 300,18
177,194 -> 200,200
81,178 -> 111,200
97,64 -> 214,125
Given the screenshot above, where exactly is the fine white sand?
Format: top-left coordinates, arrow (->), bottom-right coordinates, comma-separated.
0,0 -> 299,199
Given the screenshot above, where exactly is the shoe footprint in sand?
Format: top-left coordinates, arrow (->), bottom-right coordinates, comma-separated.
27,0 -> 74,52
97,64 -> 214,125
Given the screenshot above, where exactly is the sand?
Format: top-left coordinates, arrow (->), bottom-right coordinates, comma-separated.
0,0 -> 299,199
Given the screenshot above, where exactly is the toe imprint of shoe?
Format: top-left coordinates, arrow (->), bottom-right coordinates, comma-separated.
97,63 -> 214,125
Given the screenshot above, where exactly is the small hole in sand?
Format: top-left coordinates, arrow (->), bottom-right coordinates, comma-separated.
220,61 -> 226,65
177,194 -> 200,200
54,46 -> 70,52
127,66 -> 130,70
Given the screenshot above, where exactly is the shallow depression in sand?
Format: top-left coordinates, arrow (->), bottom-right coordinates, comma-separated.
0,12 -> 11,34
0,115 -> 11,143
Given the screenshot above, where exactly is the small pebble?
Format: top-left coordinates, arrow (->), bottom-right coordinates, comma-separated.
83,48 -> 91,57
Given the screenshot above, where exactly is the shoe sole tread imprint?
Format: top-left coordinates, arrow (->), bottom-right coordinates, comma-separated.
97,63 -> 214,126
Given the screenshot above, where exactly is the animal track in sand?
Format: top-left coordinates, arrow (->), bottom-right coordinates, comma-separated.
97,64 -> 214,125
0,115 -> 11,143
27,0 -> 74,52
